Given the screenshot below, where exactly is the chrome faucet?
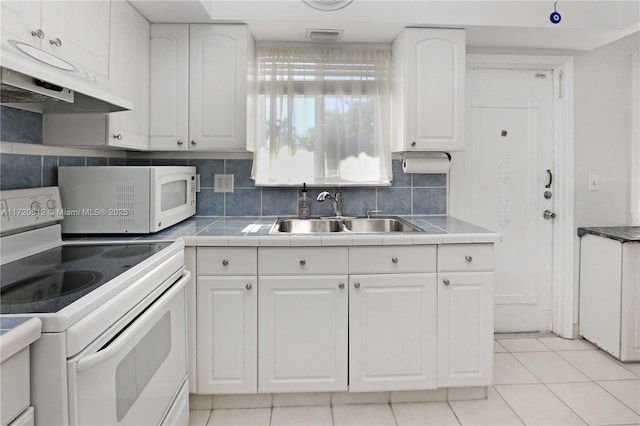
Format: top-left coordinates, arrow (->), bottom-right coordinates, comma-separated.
317,190 -> 343,217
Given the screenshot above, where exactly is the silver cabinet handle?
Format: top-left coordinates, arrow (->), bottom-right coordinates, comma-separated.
190,140 -> 197,145
299,260 -> 306,266
465,256 -> 473,262
392,257 -> 398,264
354,282 -> 361,289
443,279 -> 451,286
113,133 -> 123,141
222,259 -> 229,266
246,283 -> 252,290
49,38 -> 62,47
177,139 -> 184,145
339,283 -> 345,289
31,29 -> 44,39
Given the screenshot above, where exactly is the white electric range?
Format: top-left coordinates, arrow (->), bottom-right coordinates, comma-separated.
0,187 -> 190,426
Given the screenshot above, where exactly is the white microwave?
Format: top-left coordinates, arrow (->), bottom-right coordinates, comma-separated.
58,166 -> 197,234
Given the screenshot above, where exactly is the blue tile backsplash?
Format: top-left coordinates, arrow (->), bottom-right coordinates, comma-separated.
1,105 -> 448,215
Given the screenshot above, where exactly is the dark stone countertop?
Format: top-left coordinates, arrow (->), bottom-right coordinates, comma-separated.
577,226 -> 640,243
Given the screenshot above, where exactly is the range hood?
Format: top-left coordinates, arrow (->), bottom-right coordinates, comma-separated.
1,67 -> 131,113
0,43 -> 133,113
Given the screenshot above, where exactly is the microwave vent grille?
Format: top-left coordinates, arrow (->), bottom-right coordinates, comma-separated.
116,186 -> 134,226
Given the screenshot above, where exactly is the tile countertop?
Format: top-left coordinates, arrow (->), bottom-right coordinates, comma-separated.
64,216 -> 501,247
577,226 -> 640,243
0,316 -> 42,362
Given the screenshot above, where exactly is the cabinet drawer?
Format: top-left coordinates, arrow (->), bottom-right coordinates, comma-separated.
197,247 -> 257,275
349,246 -> 436,274
438,244 -> 494,272
259,247 -> 348,275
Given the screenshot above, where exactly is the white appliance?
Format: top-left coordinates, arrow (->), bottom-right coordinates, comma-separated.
58,166 -> 197,234
0,187 -> 190,426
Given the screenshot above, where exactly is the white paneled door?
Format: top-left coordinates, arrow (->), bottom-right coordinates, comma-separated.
451,68 -> 555,332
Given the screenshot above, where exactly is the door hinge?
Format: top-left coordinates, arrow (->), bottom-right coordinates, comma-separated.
558,70 -> 564,99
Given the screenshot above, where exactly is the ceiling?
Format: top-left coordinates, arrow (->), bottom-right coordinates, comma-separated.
129,0 -> 640,51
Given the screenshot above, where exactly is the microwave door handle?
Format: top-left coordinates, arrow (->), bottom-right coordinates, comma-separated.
75,270 -> 191,372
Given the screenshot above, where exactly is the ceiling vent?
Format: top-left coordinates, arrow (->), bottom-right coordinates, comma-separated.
306,29 -> 344,42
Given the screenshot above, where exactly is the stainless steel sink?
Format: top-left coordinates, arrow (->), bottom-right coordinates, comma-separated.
270,218 -> 345,234
343,217 -> 421,233
268,216 -> 422,234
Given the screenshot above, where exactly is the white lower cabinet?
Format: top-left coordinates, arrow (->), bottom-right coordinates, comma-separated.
195,247 -> 258,394
197,276 -> 257,394
437,272 -> 494,387
349,274 -> 437,392
258,276 -> 348,393
192,243 -> 494,396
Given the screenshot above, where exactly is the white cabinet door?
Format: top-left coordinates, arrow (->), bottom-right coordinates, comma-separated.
108,0 -> 149,150
349,273 -> 437,392
392,28 -> 465,152
0,1 -> 41,48
259,276 -> 348,393
41,1 -> 111,78
149,24 -> 189,151
189,24 -> 252,151
437,272 -> 494,387
197,276 -> 257,394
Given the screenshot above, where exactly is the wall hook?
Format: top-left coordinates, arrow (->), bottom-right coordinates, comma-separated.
550,1 -> 562,24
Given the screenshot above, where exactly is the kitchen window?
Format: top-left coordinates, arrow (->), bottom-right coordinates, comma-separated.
251,47 -> 392,186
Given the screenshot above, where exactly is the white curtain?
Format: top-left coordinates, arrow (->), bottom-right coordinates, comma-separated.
252,47 -> 392,186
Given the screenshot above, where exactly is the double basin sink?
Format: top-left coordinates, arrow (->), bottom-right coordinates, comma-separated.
269,216 -> 423,234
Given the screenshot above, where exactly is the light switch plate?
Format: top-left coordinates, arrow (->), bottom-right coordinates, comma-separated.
214,174 -> 234,193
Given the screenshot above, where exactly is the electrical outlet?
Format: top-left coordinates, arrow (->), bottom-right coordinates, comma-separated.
588,174 -> 600,191
214,174 -> 234,193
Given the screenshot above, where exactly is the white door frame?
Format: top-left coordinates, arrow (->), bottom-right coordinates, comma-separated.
466,54 -> 575,338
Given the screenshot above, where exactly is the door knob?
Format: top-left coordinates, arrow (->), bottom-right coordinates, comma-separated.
543,210 -> 557,220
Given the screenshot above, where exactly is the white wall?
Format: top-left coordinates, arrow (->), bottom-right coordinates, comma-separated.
573,32 -> 639,227
572,32 -> 639,324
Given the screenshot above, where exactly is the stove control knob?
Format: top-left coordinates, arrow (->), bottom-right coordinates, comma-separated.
46,199 -> 57,210
31,201 -> 42,212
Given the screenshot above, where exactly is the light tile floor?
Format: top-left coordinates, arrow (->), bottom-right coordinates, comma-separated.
189,335 -> 640,426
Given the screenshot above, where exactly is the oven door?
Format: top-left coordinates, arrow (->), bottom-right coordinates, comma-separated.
67,271 -> 190,426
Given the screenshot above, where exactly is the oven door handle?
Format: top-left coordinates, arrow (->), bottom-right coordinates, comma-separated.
75,270 -> 191,373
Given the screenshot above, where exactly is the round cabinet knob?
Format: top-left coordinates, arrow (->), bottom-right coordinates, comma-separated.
177,139 -> 184,145
245,283 -> 252,290
113,133 -> 123,141
190,140 -> 197,145
31,29 -> 44,39
30,201 -> 42,211
391,257 -> 398,264
49,38 -> 62,47
46,199 -> 57,209
354,282 -> 361,289
411,141 -> 417,147
443,279 -> 451,286
222,259 -> 229,266
299,260 -> 306,266
465,256 -> 473,262
339,283 -> 345,289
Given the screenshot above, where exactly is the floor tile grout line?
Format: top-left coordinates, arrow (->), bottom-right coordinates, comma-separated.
487,385 -> 527,426
592,379 -> 640,417
445,400 -> 463,425
538,381 -> 592,425
387,402 -> 399,426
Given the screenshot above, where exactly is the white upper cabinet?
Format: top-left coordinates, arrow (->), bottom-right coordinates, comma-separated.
43,1 -> 150,149
1,0 -> 111,79
148,24 -> 255,151
149,24 -> 189,150
108,0 -> 150,150
392,28 -> 466,152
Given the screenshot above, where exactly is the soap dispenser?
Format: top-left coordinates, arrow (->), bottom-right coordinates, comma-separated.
298,183 -> 311,219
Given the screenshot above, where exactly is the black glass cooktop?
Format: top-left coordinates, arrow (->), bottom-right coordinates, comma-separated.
1,243 -> 170,314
